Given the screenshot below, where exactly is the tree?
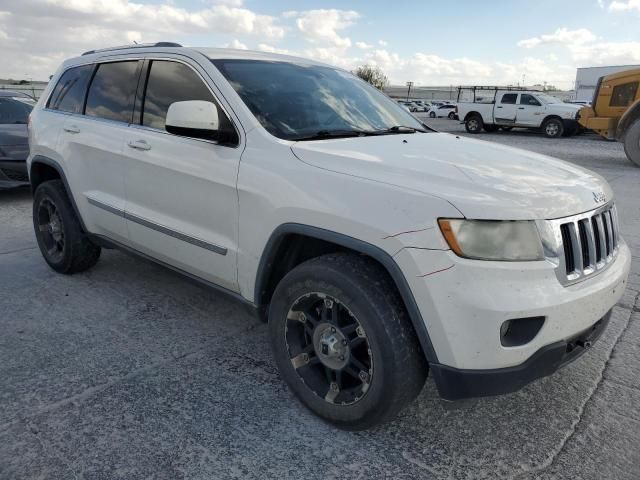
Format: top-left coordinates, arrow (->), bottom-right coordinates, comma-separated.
354,65 -> 389,90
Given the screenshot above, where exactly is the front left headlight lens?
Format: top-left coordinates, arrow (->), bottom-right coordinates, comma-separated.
438,219 -> 544,261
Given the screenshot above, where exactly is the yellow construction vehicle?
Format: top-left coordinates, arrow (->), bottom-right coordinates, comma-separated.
578,67 -> 640,166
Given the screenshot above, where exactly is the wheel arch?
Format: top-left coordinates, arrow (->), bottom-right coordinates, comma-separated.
254,223 -> 439,364
464,111 -> 481,122
616,99 -> 640,140
29,155 -> 87,232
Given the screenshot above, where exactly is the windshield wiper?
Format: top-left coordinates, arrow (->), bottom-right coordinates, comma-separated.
291,129 -> 374,141
371,125 -> 427,134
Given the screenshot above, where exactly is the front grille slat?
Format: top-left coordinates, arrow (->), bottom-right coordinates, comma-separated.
557,204 -> 619,284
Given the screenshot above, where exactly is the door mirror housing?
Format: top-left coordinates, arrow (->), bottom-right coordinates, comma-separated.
165,100 -> 219,140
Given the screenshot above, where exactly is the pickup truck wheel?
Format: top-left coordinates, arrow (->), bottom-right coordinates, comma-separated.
542,118 -> 564,138
268,253 -> 427,430
465,114 -> 483,133
623,118 -> 640,167
33,180 -> 101,274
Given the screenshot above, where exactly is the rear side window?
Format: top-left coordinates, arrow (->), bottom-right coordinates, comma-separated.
610,82 -> 639,107
501,93 -> 517,104
0,98 -> 33,124
142,61 -> 216,130
48,65 -> 93,114
85,61 -> 140,123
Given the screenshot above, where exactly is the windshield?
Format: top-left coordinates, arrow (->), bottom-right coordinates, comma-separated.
536,93 -> 563,104
212,59 -> 425,140
0,97 -> 34,124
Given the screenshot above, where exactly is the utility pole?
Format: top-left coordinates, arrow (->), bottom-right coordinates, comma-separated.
406,81 -> 413,101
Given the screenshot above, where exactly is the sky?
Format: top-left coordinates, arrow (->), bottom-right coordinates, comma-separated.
0,0 -> 639,88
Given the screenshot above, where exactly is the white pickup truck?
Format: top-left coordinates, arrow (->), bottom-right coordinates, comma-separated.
456,87 -> 582,138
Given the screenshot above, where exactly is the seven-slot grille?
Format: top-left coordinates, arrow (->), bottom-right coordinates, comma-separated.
558,204 -> 619,283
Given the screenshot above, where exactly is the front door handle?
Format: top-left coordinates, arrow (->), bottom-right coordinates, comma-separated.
63,125 -> 80,134
127,139 -> 151,151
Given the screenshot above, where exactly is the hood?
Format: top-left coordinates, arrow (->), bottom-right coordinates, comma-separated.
291,132 -> 612,220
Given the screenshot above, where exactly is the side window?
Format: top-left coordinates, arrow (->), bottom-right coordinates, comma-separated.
85,61 -> 139,123
47,65 -> 93,114
610,82 -> 639,107
501,93 -> 517,104
142,60 -> 236,143
520,94 -> 541,106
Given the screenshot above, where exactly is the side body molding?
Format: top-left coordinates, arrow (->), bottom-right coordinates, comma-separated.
254,223 -> 440,364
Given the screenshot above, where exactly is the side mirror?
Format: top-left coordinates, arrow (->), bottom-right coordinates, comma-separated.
165,100 -> 219,140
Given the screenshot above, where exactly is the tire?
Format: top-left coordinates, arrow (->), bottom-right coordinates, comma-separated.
542,117 -> 564,138
500,126 -> 513,132
429,111 -> 436,118
448,112 -> 455,120
623,118 -> 640,167
268,253 -> 427,430
465,114 -> 483,133
33,179 -> 101,274
483,124 -> 499,133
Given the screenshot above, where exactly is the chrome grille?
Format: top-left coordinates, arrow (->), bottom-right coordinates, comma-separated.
539,203 -> 620,286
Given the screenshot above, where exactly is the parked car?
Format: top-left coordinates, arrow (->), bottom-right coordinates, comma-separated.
412,100 -> 431,112
0,90 -> 35,188
397,100 -> 418,112
429,103 -> 457,119
457,87 -> 581,138
28,44 -> 631,430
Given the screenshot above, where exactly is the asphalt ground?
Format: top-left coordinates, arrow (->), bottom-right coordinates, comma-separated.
1,119 -> 639,479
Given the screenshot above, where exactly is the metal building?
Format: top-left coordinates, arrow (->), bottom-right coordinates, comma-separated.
575,65 -> 640,103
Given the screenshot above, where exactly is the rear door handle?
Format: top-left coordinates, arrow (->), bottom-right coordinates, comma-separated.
63,125 -> 80,134
518,107 -> 525,110
496,106 -> 503,109
127,139 -> 151,151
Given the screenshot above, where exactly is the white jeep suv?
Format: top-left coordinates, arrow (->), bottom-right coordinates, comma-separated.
28,44 -> 631,430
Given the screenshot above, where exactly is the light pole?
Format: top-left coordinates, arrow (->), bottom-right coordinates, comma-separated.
406,81 -> 413,101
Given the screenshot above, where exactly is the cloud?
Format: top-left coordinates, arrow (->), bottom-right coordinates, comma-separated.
517,27 -> 640,68
378,40 -> 388,47
293,9 -> 359,48
0,0 -> 285,79
226,39 -> 248,50
609,0 -> 640,10
517,28 -> 596,49
355,41 -> 372,49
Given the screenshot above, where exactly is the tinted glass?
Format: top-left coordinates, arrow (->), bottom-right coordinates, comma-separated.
143,61 -> 214,130
86,61 -> 139,122
519,94 -> 540,106
501,94 -> 517,104
48,65 -> 93,114
0,98 -> 34,124
212,59 -> 425,140
610,82 -> 639,107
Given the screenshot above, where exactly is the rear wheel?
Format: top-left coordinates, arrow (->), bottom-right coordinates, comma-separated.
448,111 -> 456,120
500,126 -> 513,132
33,180 -> 101,274
429,111 -> 436,118
624,118 -> 640,167
484,124 -> 499,133
465,114 -> 483,133
542,117 -> 564,138
268,253 -> 427,430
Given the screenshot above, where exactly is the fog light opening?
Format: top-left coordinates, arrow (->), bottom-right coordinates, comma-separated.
500,316 -> 545,347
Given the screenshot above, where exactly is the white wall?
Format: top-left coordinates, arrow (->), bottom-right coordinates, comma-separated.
575,65 -> 640,103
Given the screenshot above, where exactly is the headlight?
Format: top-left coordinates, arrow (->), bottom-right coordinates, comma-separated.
438,219 -> 544,261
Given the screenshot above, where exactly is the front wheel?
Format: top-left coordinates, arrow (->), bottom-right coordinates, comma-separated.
268,253 -> 427,430
542,118 -> 564,138
465,114 -> 483,133
623,118 -> 640,167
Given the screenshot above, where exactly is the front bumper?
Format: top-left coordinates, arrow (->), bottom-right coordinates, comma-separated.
431,310 -> 611,400
0,159 -> 29,189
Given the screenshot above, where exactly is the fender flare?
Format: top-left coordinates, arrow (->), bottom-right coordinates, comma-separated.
254,223 -> 440,364
30,155 -> 88,232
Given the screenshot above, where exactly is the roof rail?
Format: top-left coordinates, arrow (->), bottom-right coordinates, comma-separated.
82,42 -> 183,56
